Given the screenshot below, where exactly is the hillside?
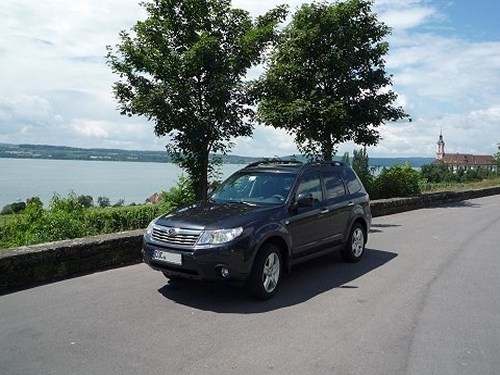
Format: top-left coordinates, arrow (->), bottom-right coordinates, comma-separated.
0,143 -> 434,167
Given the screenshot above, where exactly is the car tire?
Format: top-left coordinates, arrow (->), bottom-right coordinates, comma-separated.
162,272 -> 181,281
340,222 -> 366,263
248,244 -> 282,300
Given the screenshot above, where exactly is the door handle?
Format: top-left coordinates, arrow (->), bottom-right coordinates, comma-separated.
348,202 -> 354,207
320,209 -> 329,214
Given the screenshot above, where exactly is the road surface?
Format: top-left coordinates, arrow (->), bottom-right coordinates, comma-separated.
1,195 -> 499,375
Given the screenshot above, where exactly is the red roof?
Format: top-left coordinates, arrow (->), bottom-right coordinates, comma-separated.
439,154 -> 495,166
146,193 -> 162,204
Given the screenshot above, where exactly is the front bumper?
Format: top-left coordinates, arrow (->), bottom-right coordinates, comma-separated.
142,236 -> 253,283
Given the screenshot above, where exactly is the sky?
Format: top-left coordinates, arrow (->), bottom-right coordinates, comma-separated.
1,0 -> 500,158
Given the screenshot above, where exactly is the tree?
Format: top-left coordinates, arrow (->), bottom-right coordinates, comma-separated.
341,152 -> 350,164
78,195 -> 94,208
352,147 -> 373,193
1,201 -> 26,215
113,199 -> 125,208
97,196 -> 111,209
106,0 -> 287,200
495,143 -> 500,173
255,0 -> 408,161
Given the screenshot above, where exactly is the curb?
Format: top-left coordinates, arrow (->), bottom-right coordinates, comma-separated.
1,187 -> 500,295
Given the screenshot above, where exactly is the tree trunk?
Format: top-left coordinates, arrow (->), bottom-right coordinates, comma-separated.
322,143 -> 333,162
196,151 -> 209,201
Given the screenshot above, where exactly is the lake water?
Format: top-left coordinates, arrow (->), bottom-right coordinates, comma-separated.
0,158 -> 245,208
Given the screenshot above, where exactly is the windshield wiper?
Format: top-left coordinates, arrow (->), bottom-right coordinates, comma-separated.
230,200 -> 258,207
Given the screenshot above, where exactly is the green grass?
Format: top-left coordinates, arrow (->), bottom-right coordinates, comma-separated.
422,177 -> 500,194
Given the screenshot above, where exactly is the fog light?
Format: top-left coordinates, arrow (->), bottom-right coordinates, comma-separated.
221,267 -> 230,278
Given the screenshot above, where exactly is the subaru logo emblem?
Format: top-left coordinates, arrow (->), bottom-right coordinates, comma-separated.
167,228 -> 178,236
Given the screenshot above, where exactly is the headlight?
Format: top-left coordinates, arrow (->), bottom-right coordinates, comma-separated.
146,220 -> 156,235
197,227 -> 243,245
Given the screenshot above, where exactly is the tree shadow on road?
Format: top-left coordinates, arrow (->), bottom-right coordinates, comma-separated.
157,248 -> 397,313
369,223 -> 401,233
433,200 -> 481,209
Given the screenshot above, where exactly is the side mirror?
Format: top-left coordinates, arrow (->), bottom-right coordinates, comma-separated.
296,193 -> 314,208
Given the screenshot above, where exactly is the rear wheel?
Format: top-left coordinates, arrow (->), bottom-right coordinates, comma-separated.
248,244 -> 282,300
340,223 -> 366,262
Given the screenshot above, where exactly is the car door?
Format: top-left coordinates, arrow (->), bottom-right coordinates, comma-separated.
322,171 -> 351,245
286,172 -> 331,256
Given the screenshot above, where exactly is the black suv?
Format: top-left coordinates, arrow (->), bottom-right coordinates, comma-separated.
142,161 -> 371,299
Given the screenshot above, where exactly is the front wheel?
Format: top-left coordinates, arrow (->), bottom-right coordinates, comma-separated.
340,223 -> 366,263
247,244 -> 282,300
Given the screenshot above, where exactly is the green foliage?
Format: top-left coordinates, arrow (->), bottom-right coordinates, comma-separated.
83,205 -> 164,234
97,196 -> 111,208
372,163 -> 422,199
0,193 -> 166,249
420,162 -> 454,183
255,0 -> 408,161
0,176 -> 199,249
50,192 -> 85,213
106,0 -> 287,200
78,195 -> 94,208
352,148 -> 374,194
113,199 -> 125,208
160,175 -> 196,211
494,143 -> 500,172
1,201 -> 26,215
421,162 -> 495,185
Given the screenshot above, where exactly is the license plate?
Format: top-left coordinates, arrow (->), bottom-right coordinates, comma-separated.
152,249 -> 182,265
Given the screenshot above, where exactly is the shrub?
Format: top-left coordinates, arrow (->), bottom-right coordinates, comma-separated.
160,174 -> 196,211
0,176 -> 196,249
373,163 -> 422,199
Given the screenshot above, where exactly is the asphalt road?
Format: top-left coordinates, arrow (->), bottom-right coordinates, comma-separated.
1,195 -> 499,375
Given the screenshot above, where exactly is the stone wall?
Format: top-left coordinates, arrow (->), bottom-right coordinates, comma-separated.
1,187 -> 499,295
370,186 -> 500,217
0,230 -> 144,294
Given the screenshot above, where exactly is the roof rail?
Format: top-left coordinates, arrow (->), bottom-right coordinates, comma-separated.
313,161 -> 348,167
245,159 -> 304,168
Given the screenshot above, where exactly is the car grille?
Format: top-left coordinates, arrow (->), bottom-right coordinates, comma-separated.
152,226 -> 201,248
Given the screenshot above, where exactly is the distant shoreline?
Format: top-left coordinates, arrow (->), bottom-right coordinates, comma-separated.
0,143 -> 261,165
0,143 -> 435,167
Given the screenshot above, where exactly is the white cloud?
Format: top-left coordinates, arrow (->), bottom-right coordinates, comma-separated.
378,6 -> 437,30
0,0 -> 499,158
73,120 -> 110,138
232,126 -> 297,158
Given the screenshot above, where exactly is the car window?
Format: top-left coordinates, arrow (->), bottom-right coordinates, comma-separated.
341,168 -> 362,194
323,172 -> 346,199
296,172 -> 323,202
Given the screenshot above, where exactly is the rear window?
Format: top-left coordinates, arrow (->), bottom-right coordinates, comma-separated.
340,168 -> 362,194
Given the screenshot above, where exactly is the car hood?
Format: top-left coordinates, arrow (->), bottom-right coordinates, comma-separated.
155,200 -> 282,230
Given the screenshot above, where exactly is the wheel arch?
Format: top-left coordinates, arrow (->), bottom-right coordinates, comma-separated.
248,221 -> 291,265
258,236 -> 289,273
345,216 -> 369,244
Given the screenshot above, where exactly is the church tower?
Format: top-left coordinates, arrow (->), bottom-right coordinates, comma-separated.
436,129 -> 445,160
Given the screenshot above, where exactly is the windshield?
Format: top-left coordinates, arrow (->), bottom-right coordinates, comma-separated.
211,171 -> 296,205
